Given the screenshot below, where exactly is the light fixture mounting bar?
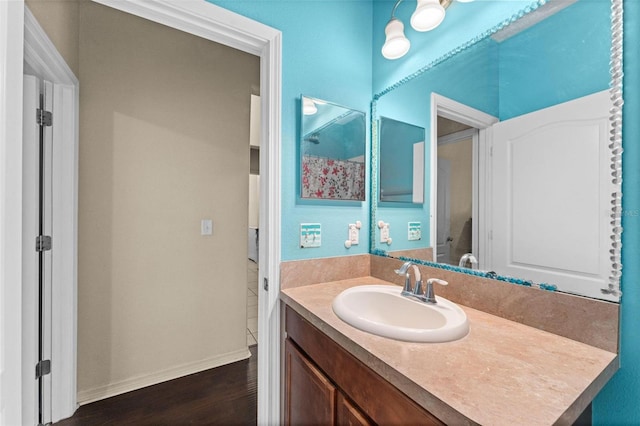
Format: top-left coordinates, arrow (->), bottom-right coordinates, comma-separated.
389,0 -> 452,19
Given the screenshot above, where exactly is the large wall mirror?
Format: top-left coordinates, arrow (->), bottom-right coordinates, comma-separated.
370,0 -> 622,302
300,95 -> 366,201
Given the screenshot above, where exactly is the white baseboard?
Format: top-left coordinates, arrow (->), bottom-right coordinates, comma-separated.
77,347 -> 252,405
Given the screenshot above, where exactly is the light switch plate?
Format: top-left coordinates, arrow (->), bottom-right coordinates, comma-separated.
201,219 -> 213,236
380,222 -> 390,243
300,223 -> 321,248
408,222 -> 421,241
348,224 -> 359,245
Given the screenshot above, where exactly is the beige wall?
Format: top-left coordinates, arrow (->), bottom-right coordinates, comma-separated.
77,2 -> 259,401
25,0 -> 80,76
438,138 -> 473,262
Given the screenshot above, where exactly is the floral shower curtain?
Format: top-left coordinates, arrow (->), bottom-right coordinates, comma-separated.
301,155 -> 365,200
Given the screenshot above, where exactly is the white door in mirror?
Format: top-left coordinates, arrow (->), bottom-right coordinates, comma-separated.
490,90 -> 615,301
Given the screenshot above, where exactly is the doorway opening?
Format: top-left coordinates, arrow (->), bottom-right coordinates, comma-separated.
430,93 -> 498,271
73,0 -> 260,410
68,0 -> 283,421
435,117 -> 476,267
247,93 -> 261,347
3,1 -> 282,424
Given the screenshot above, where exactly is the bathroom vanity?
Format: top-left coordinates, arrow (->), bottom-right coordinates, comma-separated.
281,276 -> 618,425
285,1 -> 622,421
285,305 -> 442,425
285,307 -> 442,425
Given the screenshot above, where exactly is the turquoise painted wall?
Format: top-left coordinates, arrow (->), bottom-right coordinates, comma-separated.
211,0 -> 640,422
498,0 -> 611,119
210,0 -> 373,260
372,0 -> 548,94
593,0 -> 640,423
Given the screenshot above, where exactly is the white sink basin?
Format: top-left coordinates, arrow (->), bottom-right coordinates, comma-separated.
332,285 -> 469,343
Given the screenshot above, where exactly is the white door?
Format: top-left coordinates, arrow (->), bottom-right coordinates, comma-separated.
23,74 -> 54,425
3,7 -> 79,424
436,158 -> 451,264
489,90 -> 614,300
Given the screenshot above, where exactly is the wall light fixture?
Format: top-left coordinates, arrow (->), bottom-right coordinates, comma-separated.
303,97 -> 318,115
382,0 -> 474,60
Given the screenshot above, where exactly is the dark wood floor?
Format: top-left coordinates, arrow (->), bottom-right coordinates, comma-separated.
56,345 -> 257,425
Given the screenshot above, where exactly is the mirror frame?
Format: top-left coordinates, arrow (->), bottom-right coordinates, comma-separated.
369,0 -> 623,301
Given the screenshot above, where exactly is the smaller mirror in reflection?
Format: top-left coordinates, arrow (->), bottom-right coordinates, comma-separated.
378,117 -> 425,204
300,96 -> 366,201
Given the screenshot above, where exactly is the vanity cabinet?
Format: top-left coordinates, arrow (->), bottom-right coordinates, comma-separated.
285,339 -> 371,425
284,306 -> 444,426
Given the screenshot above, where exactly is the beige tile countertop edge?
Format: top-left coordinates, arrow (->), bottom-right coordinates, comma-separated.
280,277 -> 618,426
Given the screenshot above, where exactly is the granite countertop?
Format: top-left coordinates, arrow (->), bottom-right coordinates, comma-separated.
280,277 -> 618,426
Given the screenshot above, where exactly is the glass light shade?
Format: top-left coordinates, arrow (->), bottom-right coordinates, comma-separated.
303,97 -> 317,115
411,0 -> 446,32
382,18 -> 410,60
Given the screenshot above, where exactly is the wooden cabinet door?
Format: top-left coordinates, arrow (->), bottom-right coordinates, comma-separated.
337,392 -> 372,426
286,306 -> 445,426
285,338 -> 336,425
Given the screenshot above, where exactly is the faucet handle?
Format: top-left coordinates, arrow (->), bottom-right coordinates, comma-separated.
424,278 -> 448,304
427,278 -> 448,287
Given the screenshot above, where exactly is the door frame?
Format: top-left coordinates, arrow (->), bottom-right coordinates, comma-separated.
1,3 -> 79,424
24,8 -> 80,423
0,1 -> 27,424
430,93 -> 498,268
88,2 -> 282,423
0,1 -> 282,424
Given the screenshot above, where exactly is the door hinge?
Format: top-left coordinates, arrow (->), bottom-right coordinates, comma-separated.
489,146 -> 493,157
37,108 -> 52,127
263,277 -> 269,291
35,360 -> 51,378
488,230 -> 493,241
36,235 -> 52,252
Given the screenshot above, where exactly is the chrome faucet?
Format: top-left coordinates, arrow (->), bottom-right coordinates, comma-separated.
459,253 -> 478,269
394,262 -> 449,304
394,261 -> 423,297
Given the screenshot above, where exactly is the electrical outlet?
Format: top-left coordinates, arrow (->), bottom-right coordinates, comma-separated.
380,222 -> 390,243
